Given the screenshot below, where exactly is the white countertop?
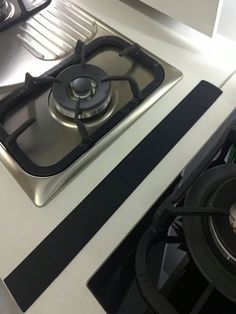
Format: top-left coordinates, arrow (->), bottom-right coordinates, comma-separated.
1,1 -> 236,313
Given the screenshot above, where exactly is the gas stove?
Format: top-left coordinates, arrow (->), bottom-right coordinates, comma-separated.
0,4 -> 182,206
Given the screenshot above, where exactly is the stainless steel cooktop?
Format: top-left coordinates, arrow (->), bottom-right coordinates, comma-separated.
0,0 -> 51,33
0,0 -> 104,90
0,0 -> 182,206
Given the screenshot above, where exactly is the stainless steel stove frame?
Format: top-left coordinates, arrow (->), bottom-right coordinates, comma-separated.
0,17 -> 182,207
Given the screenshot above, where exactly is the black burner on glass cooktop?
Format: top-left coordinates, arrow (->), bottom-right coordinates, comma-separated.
88,123 -> 236,314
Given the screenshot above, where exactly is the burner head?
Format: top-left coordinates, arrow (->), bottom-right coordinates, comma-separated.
70,77 -> 93,99
52,64 -> 112,120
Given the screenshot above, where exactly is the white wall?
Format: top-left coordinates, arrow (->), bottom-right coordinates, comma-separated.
140,0 -> 224,36
218,0 -> 236,42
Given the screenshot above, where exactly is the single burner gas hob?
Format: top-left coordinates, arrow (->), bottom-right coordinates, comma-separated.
0,16 -> 182,206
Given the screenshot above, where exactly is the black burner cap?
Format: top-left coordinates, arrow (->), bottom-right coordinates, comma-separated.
70,77 -> 92,96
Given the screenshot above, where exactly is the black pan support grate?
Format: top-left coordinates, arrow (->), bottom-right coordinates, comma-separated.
0,36 -> 165,177
134,124 -> 236,314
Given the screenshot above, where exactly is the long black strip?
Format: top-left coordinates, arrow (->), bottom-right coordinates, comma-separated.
4,81 -> 222,312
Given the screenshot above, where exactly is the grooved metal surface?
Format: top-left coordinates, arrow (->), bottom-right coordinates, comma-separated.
17,0 -> 97,60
